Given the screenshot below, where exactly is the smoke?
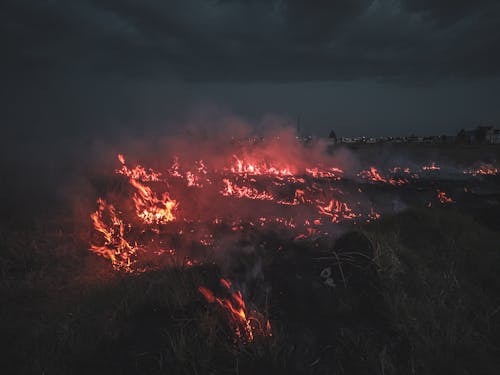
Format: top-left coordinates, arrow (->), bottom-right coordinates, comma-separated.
6,105 -> 498,280
71,110 -> 370,278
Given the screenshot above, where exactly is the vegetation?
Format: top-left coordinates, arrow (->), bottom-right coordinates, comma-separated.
2,205 -> 500,374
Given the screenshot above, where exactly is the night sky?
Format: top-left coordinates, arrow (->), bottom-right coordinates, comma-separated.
2,0 -> 500,139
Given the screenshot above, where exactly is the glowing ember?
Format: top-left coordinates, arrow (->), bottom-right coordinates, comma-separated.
221,178 -> 274,201
358,167 -> 388,183
317,198 -> 357,223
463,164 -> 498,176
437,190 -> 454,204
305,167 -> 343,179
422,162 -> 440,171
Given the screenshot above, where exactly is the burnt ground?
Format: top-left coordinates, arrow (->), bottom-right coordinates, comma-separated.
2,144 -> 500,374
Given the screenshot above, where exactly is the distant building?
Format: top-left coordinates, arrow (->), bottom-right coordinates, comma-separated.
494,129 -> 500,144
334,127 -> 498,145
328,130 -> 338,143
477,126 -> 495,143
457,126 -> 499,144
441,135 -> 456,144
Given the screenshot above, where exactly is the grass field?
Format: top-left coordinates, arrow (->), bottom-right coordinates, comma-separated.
2,143 -> 500,374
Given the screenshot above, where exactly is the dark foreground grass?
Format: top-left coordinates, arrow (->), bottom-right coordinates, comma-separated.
1,207 -> 500,374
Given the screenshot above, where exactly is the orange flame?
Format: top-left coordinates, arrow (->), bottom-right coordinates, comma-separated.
463,164 -> 498,176
198,278 -> 271,343
422,162 -> 440,171
92,153 -> 475,271
221,178 -> 274,201
90,198 -> 137,271
128,178 -> 177,224
437,190 -> 454,204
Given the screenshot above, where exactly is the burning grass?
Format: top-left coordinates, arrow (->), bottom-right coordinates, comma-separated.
3,207 -> 500,374
84,135 -> 500,348
3,136 -> 500,374
89,149 -> 496,273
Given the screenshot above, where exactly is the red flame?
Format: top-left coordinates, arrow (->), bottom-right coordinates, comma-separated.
437,190 -> 454,204
88,153 -> 386,269
128,178 -> 177,224
90,198 -> 138,271
422,162 -> 440,171
91,153 -> 496,271
463,164 -> 498,176
198,278 -> 271,343
87,146 -> 500,346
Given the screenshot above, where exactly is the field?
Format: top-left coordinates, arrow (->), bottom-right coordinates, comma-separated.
2,141 -> 500,374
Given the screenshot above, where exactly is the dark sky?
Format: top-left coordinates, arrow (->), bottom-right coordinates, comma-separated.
2,0 -> 500,139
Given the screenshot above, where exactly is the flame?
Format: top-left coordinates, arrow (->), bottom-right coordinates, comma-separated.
198,278 -> 271,343
437,190 -> 454,204
358,167 -> 388,183
91,153 -> 494,272
90,198 -> 137,271
221,178 -> 274,201
305,167 -> 343,179
463,164 -> 498,176
129,178 -> 177,224
88,148 -> 499,346
317,198 -> 358,223
422,162 -> 440,171
230,154 -> 293,176
116,154 -> 162,182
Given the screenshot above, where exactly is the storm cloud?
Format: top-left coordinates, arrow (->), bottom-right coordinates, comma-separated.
1,0 -> 500,138
3,0 -> 500,83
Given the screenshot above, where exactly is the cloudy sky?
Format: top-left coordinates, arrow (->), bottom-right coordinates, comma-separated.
2,0 -> 500,139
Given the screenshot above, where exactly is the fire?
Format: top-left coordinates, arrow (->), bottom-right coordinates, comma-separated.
358,167 -> 387,183
357,167 -> 409,185
198,278 -> 271,343
116,154 -> 162,182
230,154 -> 293,176
293,188 -> 306,204
90,198 -> 138,271
221,178 -> 274,201
128,178 -> 177,224
437,190 -> 454,204
91,153 -> 497,272
91,153 -> 430,271
317,198 -> 357,223
463,164 -> 498,176
422,162 -> 440,171
305,167 -> 343,179
88,147 -> 498,343
90,154 -> 376,271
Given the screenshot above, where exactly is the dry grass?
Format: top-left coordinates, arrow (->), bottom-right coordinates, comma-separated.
2,206 -> 500,374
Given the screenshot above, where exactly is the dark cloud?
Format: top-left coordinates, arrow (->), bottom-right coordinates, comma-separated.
402,0 -> 500,25
283,0 -> 371,42
1,0 -> 500,140
2,0 -> 500,84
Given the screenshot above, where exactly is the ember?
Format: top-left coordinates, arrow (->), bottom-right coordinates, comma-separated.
437,190 -> 454,204
463,164 -> 499,176
422,162 -> 440,171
